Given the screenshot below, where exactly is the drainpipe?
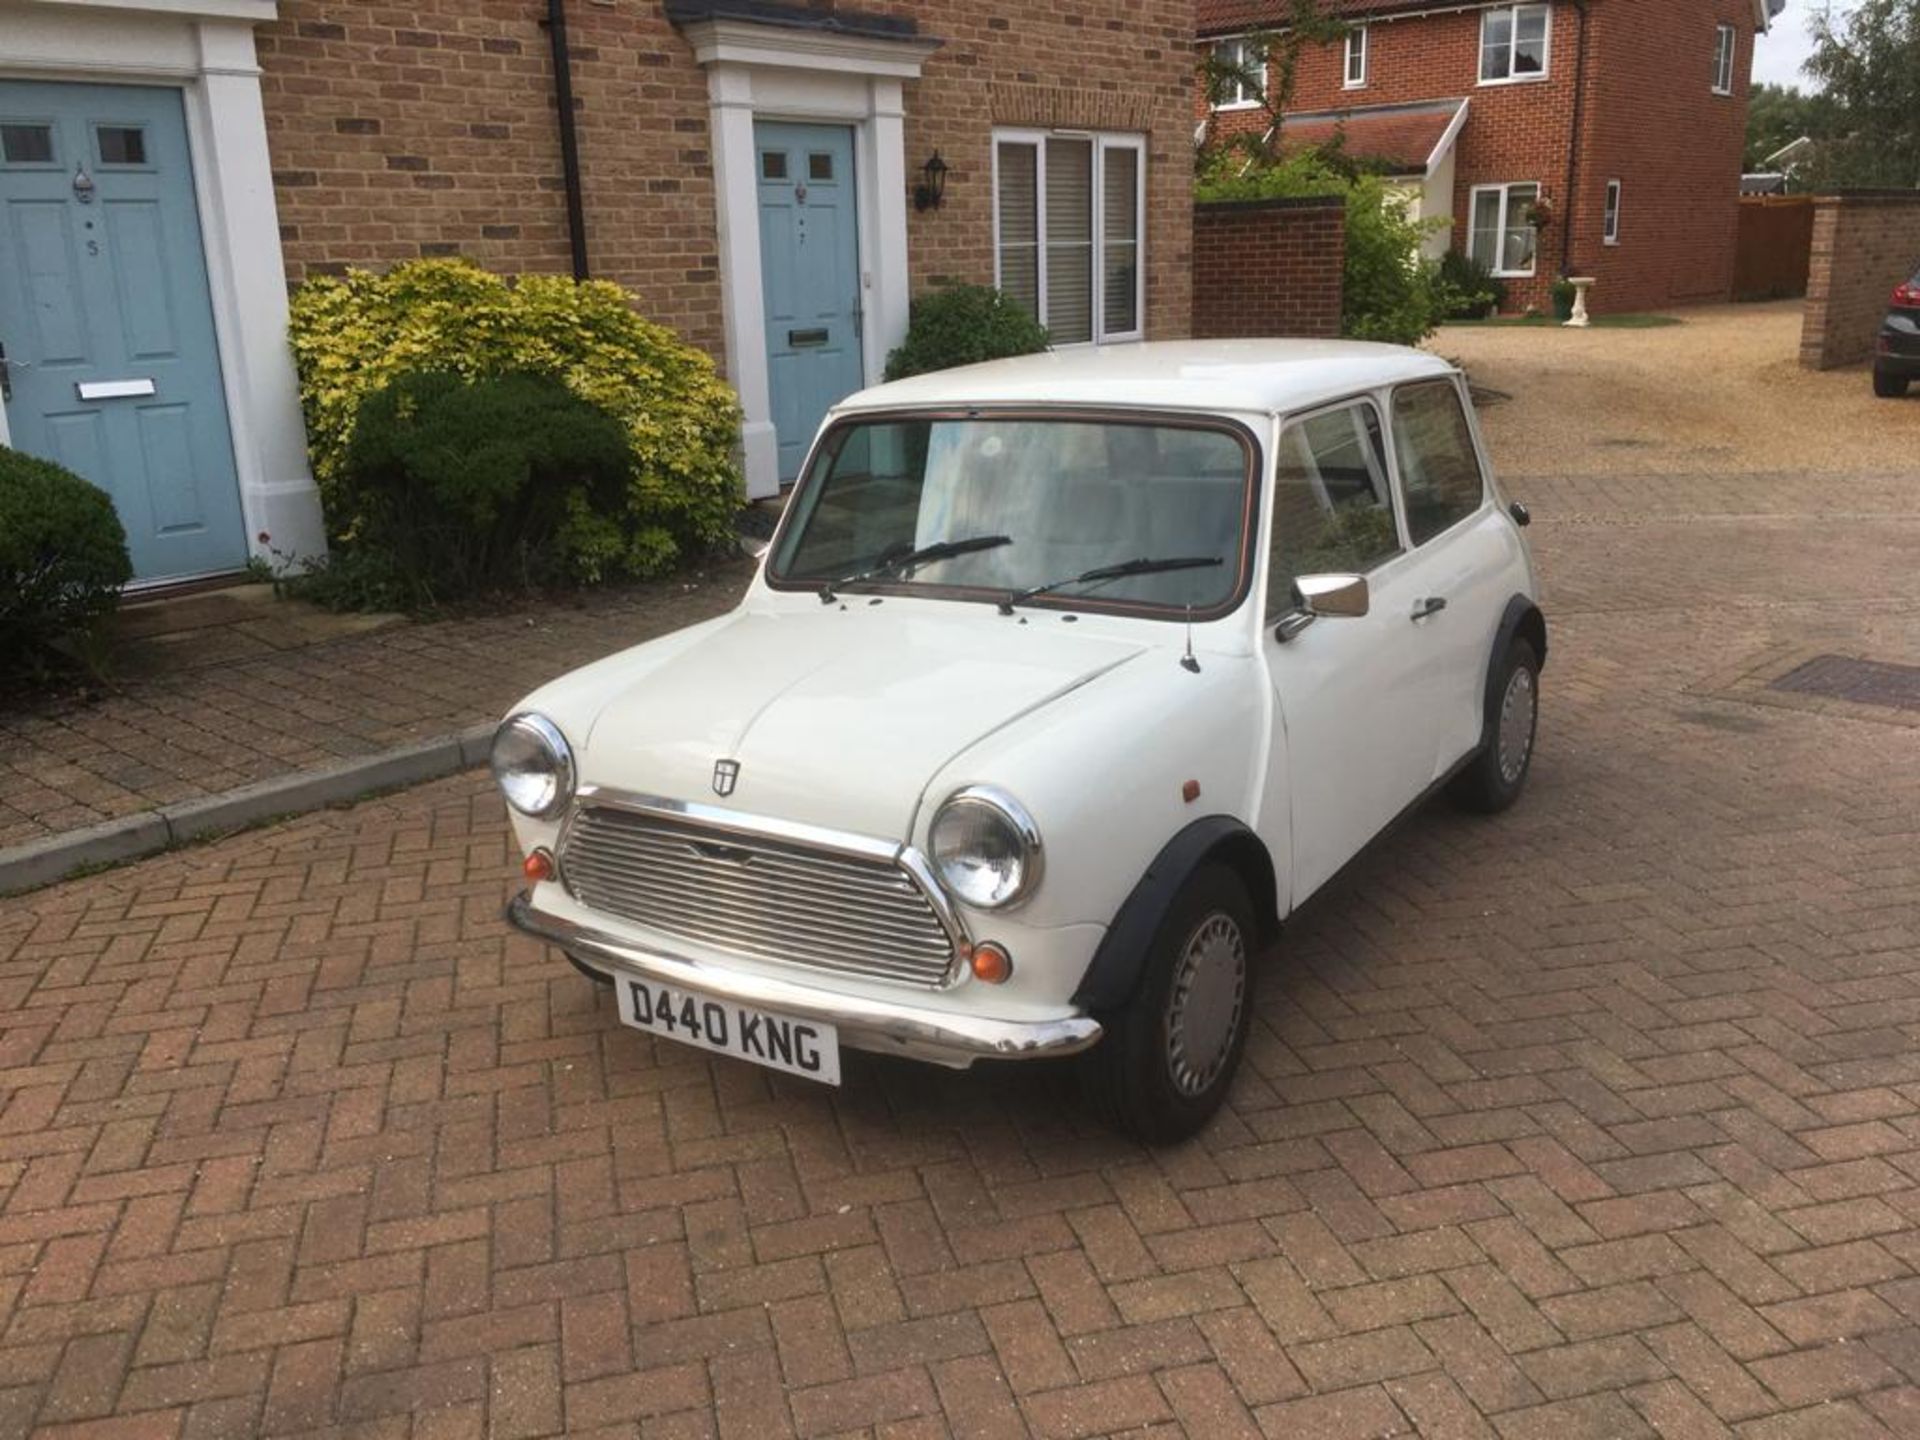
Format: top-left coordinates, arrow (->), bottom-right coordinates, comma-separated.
543,0 -> 591,279
1560,0 -> 1590,276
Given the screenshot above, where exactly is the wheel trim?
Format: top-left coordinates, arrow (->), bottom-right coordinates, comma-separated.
1164,911 -> 1247,1099
1497,666 -> 1536,786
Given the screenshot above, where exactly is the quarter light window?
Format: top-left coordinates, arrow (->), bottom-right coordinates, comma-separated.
1211,37 -> 1264,109
1268,401 -> 1400,613
1480,3 -> 1550,83
1468,182 -> 1540,277
995,130 -> 1145,345
1392,381 -> 1486,546
1712,24 -> 1737,95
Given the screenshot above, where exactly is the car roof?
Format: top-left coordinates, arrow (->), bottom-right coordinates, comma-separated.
833,339 -> 1459,419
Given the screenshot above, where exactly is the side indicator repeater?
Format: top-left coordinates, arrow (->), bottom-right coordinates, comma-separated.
524,849 -> 556,883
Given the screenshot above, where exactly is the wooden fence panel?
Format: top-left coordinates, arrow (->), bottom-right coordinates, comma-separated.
1734,195 -> 1815,301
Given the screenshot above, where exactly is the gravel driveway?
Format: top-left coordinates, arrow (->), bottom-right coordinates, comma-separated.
1432,301 -> 1920,479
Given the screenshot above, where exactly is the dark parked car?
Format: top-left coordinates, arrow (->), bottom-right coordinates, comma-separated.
1874,265 -> 1920,398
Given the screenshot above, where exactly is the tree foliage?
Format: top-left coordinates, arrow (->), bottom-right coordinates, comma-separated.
1804,0 -> 1920,188
1744,82 -> 1839,173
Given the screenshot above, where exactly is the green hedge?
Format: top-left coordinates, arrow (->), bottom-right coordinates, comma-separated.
288,259 -> 742,582
884,284 -> 1050,381
0,447 -> 132,682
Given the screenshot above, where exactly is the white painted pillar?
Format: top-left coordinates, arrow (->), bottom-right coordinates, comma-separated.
867,76 -> 911,384
706,64 -> 780,500
188,19 -> 324,566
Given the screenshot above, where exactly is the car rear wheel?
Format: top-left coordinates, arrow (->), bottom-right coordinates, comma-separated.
1080,864 -> 1256,1144
1874,365 -> 1910,399
1451,638 -> 1540,814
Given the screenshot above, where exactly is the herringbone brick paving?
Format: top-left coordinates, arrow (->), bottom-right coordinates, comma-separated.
1,469 -> 1919,1439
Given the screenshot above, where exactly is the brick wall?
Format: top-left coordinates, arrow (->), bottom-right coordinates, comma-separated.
1800,193 -> 1920,370
1571,0 -> 1753,313
1191,197 -> 1345,339
257,1 -> 1195,373
1196,0 -> 1759,315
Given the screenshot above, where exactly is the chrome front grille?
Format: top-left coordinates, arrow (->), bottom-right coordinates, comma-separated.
557,799 -> 959,989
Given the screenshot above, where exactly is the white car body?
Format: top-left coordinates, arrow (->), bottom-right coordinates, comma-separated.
500,340 -> 1544,1090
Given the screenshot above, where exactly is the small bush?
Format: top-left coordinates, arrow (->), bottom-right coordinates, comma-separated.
288,259 -> 742,582
305,370 -> 633,610
0,447 -> 132,683
1434,250 -> 1504,321
1196,147 -> 1442,347
884,284 -> 1050,381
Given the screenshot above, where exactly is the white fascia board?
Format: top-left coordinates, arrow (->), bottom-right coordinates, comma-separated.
1425,96 -> 1470,177
19,0 -> 277,21
678,18 -> 939,79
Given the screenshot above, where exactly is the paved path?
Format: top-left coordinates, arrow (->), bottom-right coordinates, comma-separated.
1,469 -> 1918,1438
0,563 -> 751,851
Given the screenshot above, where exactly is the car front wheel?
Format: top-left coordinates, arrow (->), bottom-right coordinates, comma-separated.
1874,365 -> 1910,399
1451,637 -> 1540,814
1081,863 -> 1256,1144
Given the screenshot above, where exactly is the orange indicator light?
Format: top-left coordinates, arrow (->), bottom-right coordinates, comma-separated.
1182,779 -> 1201,803
970,942 -> 1014,984
524,849 -> 555,882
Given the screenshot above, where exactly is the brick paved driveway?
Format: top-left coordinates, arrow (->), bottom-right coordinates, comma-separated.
2,469 -> 1919,1440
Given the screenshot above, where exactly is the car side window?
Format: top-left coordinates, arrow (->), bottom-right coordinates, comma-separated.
1392,380 -> 1486,545
1267,400 -> 1402,615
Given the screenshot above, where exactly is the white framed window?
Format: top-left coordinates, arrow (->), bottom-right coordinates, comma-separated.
1712,23 -> 1737,95
994,130 -> 1145,346
1467,182 -> 1541,277
1345,27 -> 1369,88
1479,3 -> 1550,84
1210,37 -> 1265,110
1603,179 -> 1622,245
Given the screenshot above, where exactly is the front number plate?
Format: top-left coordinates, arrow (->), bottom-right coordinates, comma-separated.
615,977 -> 841,1085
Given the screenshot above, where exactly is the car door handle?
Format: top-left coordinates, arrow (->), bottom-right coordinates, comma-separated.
1411,596 -> 1447,621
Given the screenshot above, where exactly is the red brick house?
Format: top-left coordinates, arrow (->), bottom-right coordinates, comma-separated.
0,0 -> 1193,586
1198,0 -> 1782,315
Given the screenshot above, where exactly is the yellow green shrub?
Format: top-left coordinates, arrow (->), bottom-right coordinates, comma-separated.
288,259 -> 742,579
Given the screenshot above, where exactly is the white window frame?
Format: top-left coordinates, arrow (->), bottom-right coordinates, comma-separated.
1478,3 -> 1552,86
1467,182 -> 1541,278
1344,26 -> 1369,89
1603,179 -> 1622,245
1210,36 -> 1265,111
1712,23 -> 1737,95
992,128 -> 1147,348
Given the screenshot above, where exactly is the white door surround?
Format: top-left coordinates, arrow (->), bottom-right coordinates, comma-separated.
0,0 -> 323,573
678,17 -> 938,499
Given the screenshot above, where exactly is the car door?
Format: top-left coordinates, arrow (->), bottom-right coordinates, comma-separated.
1256,397 -> 1443,908
1387,376 -> 1517,778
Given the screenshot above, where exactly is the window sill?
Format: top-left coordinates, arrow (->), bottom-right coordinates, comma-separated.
1477,73 -> 1552,87
1343,80 -> 1367,90
1602,238 -> 1620,248
1211,100 -> 1264,114
1710,87 -> 1734,98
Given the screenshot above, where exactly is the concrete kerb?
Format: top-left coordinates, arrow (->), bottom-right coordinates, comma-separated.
0,721 -> 498,896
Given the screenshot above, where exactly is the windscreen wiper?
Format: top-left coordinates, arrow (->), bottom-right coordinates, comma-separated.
817,534 -> 1012,602
997,555 -> 1223,615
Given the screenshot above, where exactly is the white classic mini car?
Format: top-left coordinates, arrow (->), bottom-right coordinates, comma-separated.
495,341 -> 1545,1141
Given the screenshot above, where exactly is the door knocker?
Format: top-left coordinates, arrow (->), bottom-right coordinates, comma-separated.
72,165 -> 95,204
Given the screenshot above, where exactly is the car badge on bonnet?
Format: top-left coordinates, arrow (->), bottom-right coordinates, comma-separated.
712,759 -> 740,797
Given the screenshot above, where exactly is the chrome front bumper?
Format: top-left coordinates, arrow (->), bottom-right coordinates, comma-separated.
506,891 -> 1103,1068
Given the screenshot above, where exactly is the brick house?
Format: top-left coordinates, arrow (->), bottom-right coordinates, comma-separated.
0,0 -> 1193,587
1198,0 -> 1782,315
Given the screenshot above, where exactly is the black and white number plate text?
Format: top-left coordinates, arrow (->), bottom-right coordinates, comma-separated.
616,977 -> 841,1085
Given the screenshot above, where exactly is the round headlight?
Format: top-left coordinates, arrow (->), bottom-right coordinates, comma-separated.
930,787 -> 1042,910
491,713 -> 574,819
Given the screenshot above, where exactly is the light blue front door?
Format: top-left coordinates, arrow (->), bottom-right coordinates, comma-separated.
756,122 -> 864,483
0,81 -> 247,583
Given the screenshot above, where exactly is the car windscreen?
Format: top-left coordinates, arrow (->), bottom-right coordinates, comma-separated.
768,415 -> 1257,617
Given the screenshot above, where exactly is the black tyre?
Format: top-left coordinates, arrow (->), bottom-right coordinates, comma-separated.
1874,365 -> 1910,399
1451,637 -> 1540,814
1081,863 -> 1256,1144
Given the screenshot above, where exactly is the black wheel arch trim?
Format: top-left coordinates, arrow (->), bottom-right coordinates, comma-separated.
1482,594 -> 1547,744
1071,816 -> 1278,1015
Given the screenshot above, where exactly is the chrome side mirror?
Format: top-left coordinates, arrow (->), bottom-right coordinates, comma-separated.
1275,573 -> 1369,642
1297,573 -> 1369,617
